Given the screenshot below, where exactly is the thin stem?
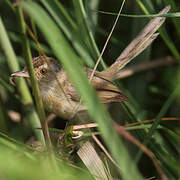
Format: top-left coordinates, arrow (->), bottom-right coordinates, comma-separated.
135,87 -> 178,162
89,0 -> 126,81
16,6 -> 59,170
16,6 -> 51,149
74,0 -> 106,68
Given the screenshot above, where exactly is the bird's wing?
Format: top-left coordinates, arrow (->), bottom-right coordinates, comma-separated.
91,72 -> 128,103
66,69 -> 127,103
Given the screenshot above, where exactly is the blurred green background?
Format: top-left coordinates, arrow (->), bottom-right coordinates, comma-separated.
0,0 -> 180,179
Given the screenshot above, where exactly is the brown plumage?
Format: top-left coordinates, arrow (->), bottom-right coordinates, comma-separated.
10,6 -> 169,119
30,56 -> 127,119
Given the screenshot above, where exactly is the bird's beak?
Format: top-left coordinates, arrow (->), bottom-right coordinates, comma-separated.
10,70 -> 30,86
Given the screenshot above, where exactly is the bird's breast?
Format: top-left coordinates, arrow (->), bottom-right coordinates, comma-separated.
39,83 -> 85,120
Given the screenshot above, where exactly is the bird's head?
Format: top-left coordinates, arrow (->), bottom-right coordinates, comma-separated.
10,56 -> 62,85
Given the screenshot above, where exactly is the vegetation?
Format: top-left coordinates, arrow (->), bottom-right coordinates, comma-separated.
0,0 -> 180,179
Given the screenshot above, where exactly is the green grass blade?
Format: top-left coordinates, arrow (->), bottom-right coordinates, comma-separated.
147,88 -> 177,138
94,10 -> 180,18
40,0 -> 94,67
16,5 -> 49,148
135,87 -> 178,162
22,2 -> 142,179
0,16 -> 45,144
73,0 -> 106,69
0,17 -> 31,104
16,6 -> 59,169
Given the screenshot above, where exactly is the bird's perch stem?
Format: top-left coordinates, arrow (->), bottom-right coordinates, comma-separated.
16,6 -> 57,168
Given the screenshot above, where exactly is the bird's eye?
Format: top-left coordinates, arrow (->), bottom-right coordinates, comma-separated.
40,68 -> 47,75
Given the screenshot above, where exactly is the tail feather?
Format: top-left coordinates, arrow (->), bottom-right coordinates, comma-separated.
101,5 -> 170,80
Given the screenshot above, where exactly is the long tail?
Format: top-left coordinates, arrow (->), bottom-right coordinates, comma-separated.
101,5 -> 170,81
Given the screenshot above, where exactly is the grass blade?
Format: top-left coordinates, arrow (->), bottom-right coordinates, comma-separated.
21,1 -> 142,179
0,16 -> 45,145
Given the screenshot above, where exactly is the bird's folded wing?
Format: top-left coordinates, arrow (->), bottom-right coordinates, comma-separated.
91,74 -> 128,103
67,70 -> 127,103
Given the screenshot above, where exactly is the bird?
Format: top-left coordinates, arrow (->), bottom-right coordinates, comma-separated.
10,6 -> 170,120
10,55 -> 128,119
